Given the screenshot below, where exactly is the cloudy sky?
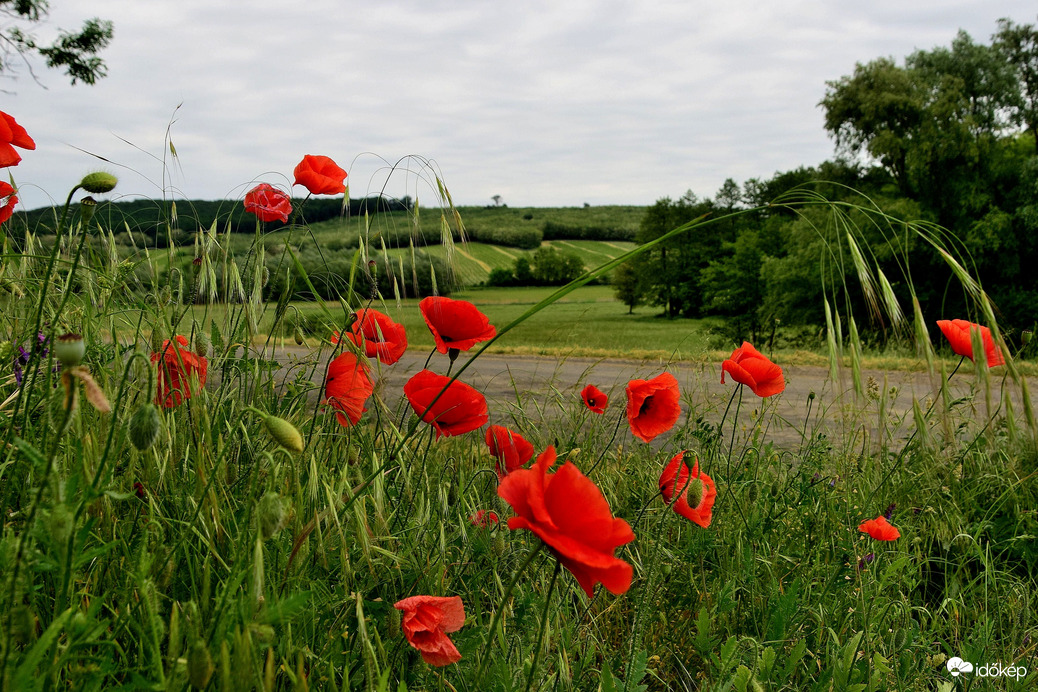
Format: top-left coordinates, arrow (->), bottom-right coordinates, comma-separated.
5,1 -> 1036,211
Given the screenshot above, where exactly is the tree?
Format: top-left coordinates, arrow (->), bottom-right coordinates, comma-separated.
529,247 -> 584,285
611,261 -> 644,314
994,18 -> 1038,153
0,1 -> 113,86
490,195 -> 503,207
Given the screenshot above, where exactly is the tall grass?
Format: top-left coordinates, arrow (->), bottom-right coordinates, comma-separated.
0,160 -> 1034,692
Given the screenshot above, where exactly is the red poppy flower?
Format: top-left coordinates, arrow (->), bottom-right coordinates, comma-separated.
324,351 -> 374,427
150,335 -> 208,408
393,595 -> 465,667
0,111 -> 35,168
721,341 -> 785,397
243,183 -> 292,223
858,515 -> 900,541
625,372 -> 681,443
404,369 -> 488,438
485,424 -> 535,477
0,181 -> 17,226
498,446 -> 635,598
292,154 -> 347,196
333,309 -> 407,365
936,319 -> 1005,367
470,509 -> 499,527
581,384 -> 608,414
659,451 -> 716,528
418,296 -> 496,353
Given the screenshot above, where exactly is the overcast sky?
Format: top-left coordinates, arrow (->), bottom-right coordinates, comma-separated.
4,1 -> 1036,211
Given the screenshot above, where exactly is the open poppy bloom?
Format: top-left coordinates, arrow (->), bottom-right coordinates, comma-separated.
581,384 -> 608,414
721,342 -> 785,397
0,110 -> 35,168
393,595 -> 465,667
485,424 -> 535,477
498,446 -> 635,598
936,319 -> 1005,367
418,296 -> 497,353
659,451 -> 716,528
404,369 -> 488,437
243,183 -> 292,223
292,154 -> 347,196
858,515 -> 900,541
151,336 -> 208,408
333,309 -> 407,365
626,372 -> 681,443
324,352 -> 374,427
0,181 -> 17,226
470,509 -> 499,527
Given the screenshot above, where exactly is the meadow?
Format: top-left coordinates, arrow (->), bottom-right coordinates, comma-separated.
0,135 -> 1036,692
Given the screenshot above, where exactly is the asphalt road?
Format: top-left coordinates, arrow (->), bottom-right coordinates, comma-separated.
253,344 -> 1034,451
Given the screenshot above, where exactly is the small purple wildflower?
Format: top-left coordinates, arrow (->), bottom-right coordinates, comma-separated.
857,553 -> 875,571
884,503 -> 896,520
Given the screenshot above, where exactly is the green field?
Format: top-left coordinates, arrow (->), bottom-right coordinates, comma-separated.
185,286 -> 721,360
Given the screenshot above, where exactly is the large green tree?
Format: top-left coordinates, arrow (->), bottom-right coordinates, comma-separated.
1,0 -> 113,86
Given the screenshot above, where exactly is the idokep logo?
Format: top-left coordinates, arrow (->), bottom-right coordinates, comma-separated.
947,656 -> 1028,681
946,657 -> 973,676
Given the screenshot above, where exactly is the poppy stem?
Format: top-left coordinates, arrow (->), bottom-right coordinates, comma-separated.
726,385 -> 743,479
587,411 -> 626,477
523,560 -> 561,692
476,542 -> 544,681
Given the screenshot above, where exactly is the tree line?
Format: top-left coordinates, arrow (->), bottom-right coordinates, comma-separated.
615,19 -> 1038,349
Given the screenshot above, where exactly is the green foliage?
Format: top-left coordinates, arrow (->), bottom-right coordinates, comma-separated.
611,261 -> 645,314
0,1 -> 113,85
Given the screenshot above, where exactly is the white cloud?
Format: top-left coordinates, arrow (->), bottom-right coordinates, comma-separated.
6,0 -> 1037,210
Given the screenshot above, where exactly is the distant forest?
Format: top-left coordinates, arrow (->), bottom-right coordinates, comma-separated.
11,195 -> 412,242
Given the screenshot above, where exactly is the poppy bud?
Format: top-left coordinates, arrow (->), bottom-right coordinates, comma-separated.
77,196 -> 97,228
54,333 -> 86,367
1023,330 -> 1033,346
194,331 -> 211,359
386,608 -> 401,639
78,171 -> 118,194
187,639 -> 214,689
258,491 -> 290,540
263,415 -> 304,454
808,390 -> 816,401
492,532 -> 506,557
684,477 -> 705,509
294,327 -> 305,346
191,257 -> 203,276
745,482 -> 758,503
448,347 -> 460,363
129,403 -> 162,451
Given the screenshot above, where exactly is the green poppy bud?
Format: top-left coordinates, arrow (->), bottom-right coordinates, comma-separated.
129,403 -> 162,451
194,331 -> 211,359
264,415 -> 304,454
258,491 -> 290,540
54,333 -> 86,367
386,608 -> 401,639
187,639 -> 214,689
685,477 -> 704,508
78,171 -> 118,194
1023,330 -> 1033,346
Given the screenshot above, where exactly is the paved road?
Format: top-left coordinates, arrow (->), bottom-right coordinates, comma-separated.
252,344 -> 1035,451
